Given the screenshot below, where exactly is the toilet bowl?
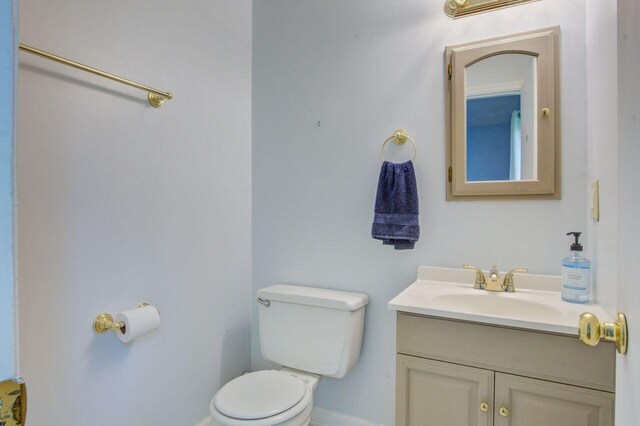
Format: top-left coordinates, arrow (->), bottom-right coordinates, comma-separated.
209,370 -> 316,426
209,284 -> 369,426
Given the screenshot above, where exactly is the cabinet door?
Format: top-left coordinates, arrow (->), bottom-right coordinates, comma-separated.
494,373 -> 614,426
396,354 -> 494,426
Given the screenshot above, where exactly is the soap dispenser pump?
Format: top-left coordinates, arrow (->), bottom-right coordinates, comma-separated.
561,232 -> 591,303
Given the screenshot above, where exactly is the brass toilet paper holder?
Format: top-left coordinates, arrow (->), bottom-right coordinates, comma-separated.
93,302 -> 150,334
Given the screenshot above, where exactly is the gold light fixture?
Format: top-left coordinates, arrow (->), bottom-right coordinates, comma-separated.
444,0 -> 540,18
444,0 -> 469,16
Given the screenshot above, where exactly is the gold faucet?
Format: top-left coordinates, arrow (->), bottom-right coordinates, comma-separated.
463,265 -> 528,292
463,265 -> 487,290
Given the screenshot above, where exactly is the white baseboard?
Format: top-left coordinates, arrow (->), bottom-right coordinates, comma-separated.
310,407 -> 384,426
194,416 -> 213,426
195,408 -> 384,426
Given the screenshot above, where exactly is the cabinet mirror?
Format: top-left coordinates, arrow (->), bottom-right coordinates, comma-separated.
445,27 -> 560,199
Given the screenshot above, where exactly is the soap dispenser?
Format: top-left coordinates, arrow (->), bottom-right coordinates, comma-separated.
561,232 -> 591,303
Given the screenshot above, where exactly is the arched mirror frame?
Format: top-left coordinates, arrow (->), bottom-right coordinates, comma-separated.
445,27 -> 560,200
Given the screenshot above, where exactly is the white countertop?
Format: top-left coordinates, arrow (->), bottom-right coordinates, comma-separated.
388,266 -> 613,336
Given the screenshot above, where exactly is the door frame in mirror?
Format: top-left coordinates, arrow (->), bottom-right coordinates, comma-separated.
445,27 -> 561,200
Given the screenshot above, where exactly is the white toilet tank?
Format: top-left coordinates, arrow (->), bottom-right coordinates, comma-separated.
257,284 -> 369,378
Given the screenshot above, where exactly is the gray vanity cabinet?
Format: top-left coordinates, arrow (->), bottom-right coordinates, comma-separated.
494,373 -> 613,426
397,355 -> 493,426
395,313 -> 615,426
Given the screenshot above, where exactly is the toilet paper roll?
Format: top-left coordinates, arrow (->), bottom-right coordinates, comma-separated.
115,305 -> 160,343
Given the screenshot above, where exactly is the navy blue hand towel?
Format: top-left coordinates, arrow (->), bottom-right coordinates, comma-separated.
371,161 -> 419,250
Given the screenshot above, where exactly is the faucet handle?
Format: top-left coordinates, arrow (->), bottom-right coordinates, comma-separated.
463,265 -> 487,290
503,268 -> 528,292
505,268 -> 528,277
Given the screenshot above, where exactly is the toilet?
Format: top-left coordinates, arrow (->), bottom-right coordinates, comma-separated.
210,284 -> 369,426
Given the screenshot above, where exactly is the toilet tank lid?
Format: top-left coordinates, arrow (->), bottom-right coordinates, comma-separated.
258,284 -> 369,311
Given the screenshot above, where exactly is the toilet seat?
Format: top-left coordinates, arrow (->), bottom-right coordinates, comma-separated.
214,370 -> 306,419
210,370 -> 313,426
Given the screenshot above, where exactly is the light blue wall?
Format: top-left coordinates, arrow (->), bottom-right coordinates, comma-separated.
585,0 -> 618,319
252,1 -> 588,424
616,0 -> 640,421
0,0 -> 17,380
18,1 -> 252,424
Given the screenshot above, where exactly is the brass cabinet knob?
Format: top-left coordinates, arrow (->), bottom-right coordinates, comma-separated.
541,107 -> 550,117
578,312 -> 628,355
499,406 -> 510,417
479,402 -> 490,412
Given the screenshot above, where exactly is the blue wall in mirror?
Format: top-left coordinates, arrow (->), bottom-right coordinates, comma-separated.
466,94 -> 520,181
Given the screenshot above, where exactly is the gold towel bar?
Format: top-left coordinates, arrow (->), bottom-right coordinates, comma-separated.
381,129 -> 417,162
19,43 -> 173,108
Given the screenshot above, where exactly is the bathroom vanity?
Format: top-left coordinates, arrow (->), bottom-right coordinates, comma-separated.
389,267 -> 616,426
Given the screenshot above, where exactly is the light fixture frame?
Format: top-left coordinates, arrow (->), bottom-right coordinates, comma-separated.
444,0 -> 540,18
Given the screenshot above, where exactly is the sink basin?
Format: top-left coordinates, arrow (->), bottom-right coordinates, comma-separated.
431,293 -> 563,317
388,266 -> 614,335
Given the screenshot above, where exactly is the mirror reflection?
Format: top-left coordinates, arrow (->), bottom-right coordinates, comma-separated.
465,54 -> 537,182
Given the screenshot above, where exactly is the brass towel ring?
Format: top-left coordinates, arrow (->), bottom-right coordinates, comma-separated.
381,129 -> 417,162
